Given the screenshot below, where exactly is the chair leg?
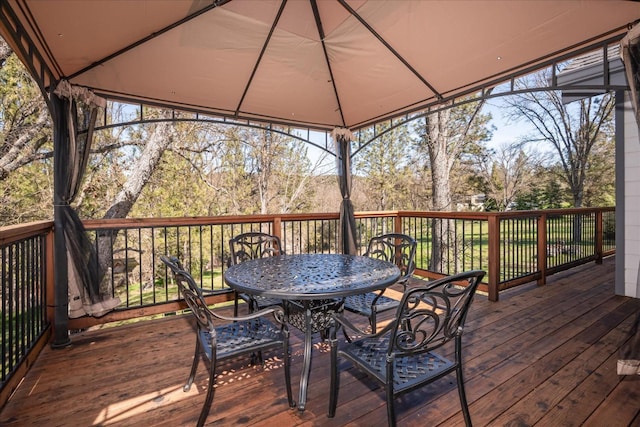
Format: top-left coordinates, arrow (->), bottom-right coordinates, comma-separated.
320,328 -> 330,341
341,326 -> 353,343
456,364 -> 472,427
233,291 -> 240,317
197,356 -> 217,427
385,380 -> 397,427
282,330 -> 295,408
184,339 -> 201,392
455,335 -> 472,426
327,336 -> 339,417
370,310 -> 377,334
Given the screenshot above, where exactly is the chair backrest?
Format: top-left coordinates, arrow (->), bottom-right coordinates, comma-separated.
160,255 -> 215,333
364,233 -> 417,279
387,270 -> 485,356
229,232 -> 283,265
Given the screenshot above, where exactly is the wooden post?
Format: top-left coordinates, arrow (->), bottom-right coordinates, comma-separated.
537,213 -> 547,286
394,212 -> 402,234
487,214 -> 500,302
273,216 -> 282,241
595,209 -> 603,264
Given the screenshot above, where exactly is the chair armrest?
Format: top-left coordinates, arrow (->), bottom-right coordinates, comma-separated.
369,288 -> 398,306
395,275 -> 411,289
210,305 -> 286,324
369,276 -> 408,306
200,288 -> 233,296
330,311 -> 395,340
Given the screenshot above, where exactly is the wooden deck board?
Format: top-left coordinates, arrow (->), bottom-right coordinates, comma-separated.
1,256 -> 639,426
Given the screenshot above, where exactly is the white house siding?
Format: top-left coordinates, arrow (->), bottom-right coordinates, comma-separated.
623,91 -> 640,298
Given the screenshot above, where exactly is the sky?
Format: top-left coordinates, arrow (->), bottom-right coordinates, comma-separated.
482,99 -> 534,149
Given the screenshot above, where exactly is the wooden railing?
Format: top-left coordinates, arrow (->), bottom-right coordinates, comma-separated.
0,207 -> 615,404
398,208 -> 615,300
76,207 -> 615,327
0,221 -> 54,407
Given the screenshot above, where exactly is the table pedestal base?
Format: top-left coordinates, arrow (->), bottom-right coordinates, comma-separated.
286,299 -> 342,411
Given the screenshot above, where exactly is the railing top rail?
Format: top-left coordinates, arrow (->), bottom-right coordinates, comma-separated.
399,211 -> 493,220
0,220 -> 54,246
354,211 -> 398,218
82,213 -> 345,230
399,207 -> 614,220
493,207 -> 614,216
78,207 -> 616,230
83,212 -> 396,230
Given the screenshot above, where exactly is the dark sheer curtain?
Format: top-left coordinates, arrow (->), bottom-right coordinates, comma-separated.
52,82 -> 119,336
618,25 -> 640,375
332,128 -> 357,255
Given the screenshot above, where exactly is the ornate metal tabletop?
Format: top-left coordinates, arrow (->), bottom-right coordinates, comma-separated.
224,253 -> 401,300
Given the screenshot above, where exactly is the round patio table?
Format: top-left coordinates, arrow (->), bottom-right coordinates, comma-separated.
223,253 -> 400,411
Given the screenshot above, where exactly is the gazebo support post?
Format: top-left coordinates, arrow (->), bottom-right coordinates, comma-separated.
51,92 -> 71,348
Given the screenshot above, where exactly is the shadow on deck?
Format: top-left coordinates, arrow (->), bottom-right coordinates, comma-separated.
1,256 -> 639,426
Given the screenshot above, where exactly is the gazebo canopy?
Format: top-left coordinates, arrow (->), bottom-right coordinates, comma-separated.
1,0 -> 639,132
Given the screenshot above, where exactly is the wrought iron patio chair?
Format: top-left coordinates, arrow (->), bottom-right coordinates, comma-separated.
229,232 -> 284,315
342,233 -> 416,333
328,270 -> 486,427
160,255 -> 294,427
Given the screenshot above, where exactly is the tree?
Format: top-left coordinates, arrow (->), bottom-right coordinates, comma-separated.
211,126 -> 317,215
101,112 -> 176,219
413,100 -> 493,211
581,124 -> 615,207
130,122 -> 222,218
504,72 -> 615,208
354,122 -> 412,211
91,111 -> 176,290
0,37 -> 54,225
512,165 -> 568,210
471,143 -> 539,211
128,123 -> 322,217
245,127 -> 316,214
0,38 -> 52,182
0,160 -> 53,224
412,99 -> 492,271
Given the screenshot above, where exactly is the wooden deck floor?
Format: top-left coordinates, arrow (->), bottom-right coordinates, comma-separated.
1,256 -> 639,426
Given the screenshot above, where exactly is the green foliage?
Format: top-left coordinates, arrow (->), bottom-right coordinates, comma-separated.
205,125 -> 256,215
582,131 -> 615,207
0,160 -> 53,223
482,197 -> 500,211
469,143 -> 539,211
603,214 -> 615,241
0,39 -> 53,224
132,150 -> 210,217
513,175 -> 569,210
354,123 -> 413,211
75,116 -> 320,220
0,51 -> 43,130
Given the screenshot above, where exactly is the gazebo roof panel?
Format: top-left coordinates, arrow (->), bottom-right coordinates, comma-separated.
2,0 -> 639,131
